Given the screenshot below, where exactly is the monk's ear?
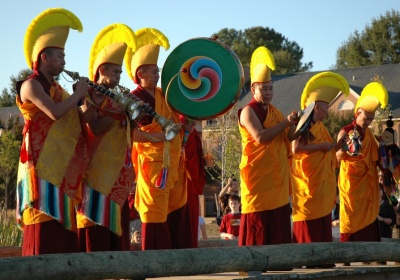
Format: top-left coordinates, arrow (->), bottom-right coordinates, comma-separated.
40,52 -> 49,64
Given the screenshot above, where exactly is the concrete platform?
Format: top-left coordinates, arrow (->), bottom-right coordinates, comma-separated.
148,262 -> 400,279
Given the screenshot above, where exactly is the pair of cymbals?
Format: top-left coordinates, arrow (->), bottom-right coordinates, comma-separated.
295,101 -> 315,134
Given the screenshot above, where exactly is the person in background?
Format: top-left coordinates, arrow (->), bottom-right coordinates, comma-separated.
220,194 -> 241,240
198,215 -> 208,241
378,183 -> 396,239
76,23 -> 137,252
336,82 -> 389,243
15,8 -> 90,256
128,187 -> 142,240
332,188 -> 340,227
219,177 -> 239,216
238,46 -> 299,247
131,231 -> 142,244
376,183 -> 397,265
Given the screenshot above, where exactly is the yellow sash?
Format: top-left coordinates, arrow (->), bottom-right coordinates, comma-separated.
32,88 -> 81,187
84,101 -> 128,195
133,88 -> 184,222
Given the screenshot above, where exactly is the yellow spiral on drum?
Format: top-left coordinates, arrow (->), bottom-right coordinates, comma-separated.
178,56 -> 222,101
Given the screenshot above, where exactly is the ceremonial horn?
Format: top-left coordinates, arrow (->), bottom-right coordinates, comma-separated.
63,69 -> 182,140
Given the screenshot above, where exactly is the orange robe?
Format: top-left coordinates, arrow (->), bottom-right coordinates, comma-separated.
239,104 -> 292,213
338,127 -> 379,234
292,122 -> 337,221
132,87 -> 185,223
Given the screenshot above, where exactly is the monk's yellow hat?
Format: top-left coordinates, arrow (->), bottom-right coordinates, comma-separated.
24,8 -> 83,69
355,82 -> 388,113
300,71 -> 350,110
126,28 -> 169,84
89,23 -> 137,82
250,46 -> 275,85
130,44 -> 160,83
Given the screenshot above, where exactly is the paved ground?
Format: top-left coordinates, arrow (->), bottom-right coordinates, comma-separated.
147,262 -> 400,280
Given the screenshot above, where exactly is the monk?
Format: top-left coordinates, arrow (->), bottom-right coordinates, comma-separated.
127,28 -> 193,250
15,8 -> 90,255
336,82 -> 388,242
238,46 -> 298,246
184,127 -> 206,247
291,72 -> 349,249
77,23 -> 137,252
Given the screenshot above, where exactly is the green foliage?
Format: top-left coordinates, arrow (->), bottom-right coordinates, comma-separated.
206,103 -> 241,185
213,26 -> 313,74
372,105 -> 392,136
335,9 -> 400,68
0,208 -> 22,246
322,110 -> 354,141
0,124 -> 22,209
0,69 -> 32,107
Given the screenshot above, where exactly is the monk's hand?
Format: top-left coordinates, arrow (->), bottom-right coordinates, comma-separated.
339,133 -> 352,152
287,111 -> 299,125
92,90 -> 106,106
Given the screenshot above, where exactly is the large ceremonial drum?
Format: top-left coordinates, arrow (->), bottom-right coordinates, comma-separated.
161,37 -> 244,120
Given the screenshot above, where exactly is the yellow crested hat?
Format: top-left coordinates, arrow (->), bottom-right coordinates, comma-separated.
355,82 -> 388,113
125,28 -> 170,84
300,71 -> 350,110
24,8 -> 83,69
89,23 -> 137,82
250,46 -> 275,85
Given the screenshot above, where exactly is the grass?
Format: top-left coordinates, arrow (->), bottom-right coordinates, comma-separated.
0,208 -> 22,246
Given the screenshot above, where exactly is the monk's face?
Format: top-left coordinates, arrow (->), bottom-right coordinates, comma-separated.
98,64 -> 122,89
314,101 -> 329,122
252,82 -> 274,106
356,109 -> 374,128
41,48 -> 66,76
138,64 -> 159,89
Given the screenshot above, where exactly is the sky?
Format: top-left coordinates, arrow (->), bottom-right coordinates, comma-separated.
1,0 -> 399,92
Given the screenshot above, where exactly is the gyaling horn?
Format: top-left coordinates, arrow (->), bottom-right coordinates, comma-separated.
63,69 -> 181,140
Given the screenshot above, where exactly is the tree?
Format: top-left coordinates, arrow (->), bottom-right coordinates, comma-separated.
205,103 -> 241,188
213,27 -> 313,74
369,75 -> 392,136
335,9 -> 400,68
0,69 -> 32,107
322,110 -> 354,142
0,128 -> 21,209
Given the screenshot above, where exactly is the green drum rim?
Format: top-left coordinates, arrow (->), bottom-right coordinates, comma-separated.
161,38 -> 244,120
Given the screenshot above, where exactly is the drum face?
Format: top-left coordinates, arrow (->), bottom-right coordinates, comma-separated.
161,38 -> 244,120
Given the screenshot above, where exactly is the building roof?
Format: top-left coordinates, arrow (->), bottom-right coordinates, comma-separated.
238,64 -> 400,118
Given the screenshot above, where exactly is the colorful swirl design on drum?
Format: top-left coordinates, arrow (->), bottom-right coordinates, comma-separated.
178,56 -> 222,101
